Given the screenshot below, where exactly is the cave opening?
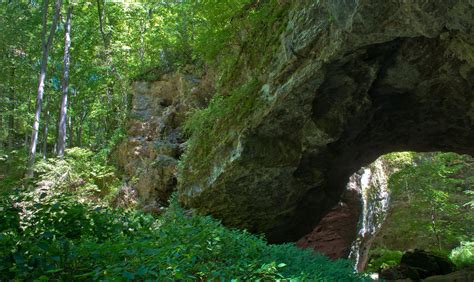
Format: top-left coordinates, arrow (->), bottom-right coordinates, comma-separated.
265,36 -> 473,246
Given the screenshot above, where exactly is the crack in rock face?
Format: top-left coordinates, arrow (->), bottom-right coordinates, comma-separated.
178,1 -> 474,243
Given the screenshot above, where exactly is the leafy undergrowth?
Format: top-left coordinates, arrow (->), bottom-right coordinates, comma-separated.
366,248 -> 403,273
450,241 -> 474,269
1,148 -> 369,280
1,148 -> 122,203
34,147 -> 121,203
0,149 -> 28,190
0,189 -> 369,281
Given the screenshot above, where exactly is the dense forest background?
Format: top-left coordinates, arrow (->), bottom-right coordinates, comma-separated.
1,0 -> 221,157
0,0 -> 473,280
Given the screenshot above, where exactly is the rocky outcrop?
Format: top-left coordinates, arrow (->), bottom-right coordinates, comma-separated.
424,267 -> 474,282
179,1 -> 474,243
115,72 -> 213,211
379,249 -> 455,280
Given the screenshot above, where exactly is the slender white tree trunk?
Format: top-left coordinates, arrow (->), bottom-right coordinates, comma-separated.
57,5 -> 73,157
42,100 -> 49,159
8,65 -> 15,149
26,0 -> 62,178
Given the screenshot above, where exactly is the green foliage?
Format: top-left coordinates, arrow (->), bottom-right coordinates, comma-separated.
381,153 -> 474,251
183,78 -> 261,138
383,151 -> 415,167
0,149 -> 28,190
34,148 -> 120,201
0,189 -> 154,280
97,126 -> 126,162
0,190 -> 367,281
368,152 -> 474,271
193,0 -> 289,71
0,0 -> 290,152
464,189 -> 474,209
366,248 -> 403,272
450,241 -> 474,269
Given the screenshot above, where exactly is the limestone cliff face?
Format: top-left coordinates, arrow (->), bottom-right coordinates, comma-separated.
178,1 -> 474,243
115,72 -> 213,212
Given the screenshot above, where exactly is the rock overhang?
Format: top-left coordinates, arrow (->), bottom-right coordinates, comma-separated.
178,0 -> 474,243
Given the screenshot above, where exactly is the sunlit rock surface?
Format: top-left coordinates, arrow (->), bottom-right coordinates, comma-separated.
115,72 -> 213,211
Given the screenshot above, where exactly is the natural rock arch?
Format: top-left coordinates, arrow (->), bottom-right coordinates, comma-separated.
179,1 -> 474,243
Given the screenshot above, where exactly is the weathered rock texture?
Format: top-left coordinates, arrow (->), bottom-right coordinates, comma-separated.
116,72 -> 212,211
179,1 -> 474,243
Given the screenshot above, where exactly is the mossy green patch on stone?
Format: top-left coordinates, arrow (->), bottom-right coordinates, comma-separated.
177,1 -> 291,189
180,78 -> 264,185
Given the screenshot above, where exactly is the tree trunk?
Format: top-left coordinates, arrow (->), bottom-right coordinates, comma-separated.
26,0 -> 62,177
7,66 -> 15,149
8,105 -> 14,149
68,92 -> 74,148
96,0 -> 116,141
430,205 -> 442,250
68,114 -> 73,147
139,16 -> 146,68
77,104 -> 87,147
77,125 -> 82,147
42,99 -> 49,159
96,0 -> 127,135
24,132 -> 29,151
57,5 -> 72,157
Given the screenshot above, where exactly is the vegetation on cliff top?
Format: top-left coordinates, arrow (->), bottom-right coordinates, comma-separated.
180,0 -> 290,185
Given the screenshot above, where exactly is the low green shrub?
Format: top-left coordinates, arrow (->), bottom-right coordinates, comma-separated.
34,148 -> 121,201
0,189 -> 156,280
97,126 -> 126,162
366,248 -> 403,272
450,241 -> 474,269
0,190 -> 369,281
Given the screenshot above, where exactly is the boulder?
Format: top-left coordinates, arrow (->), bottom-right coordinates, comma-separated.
379,264 -> 426,280
379,249 -> 455,280
424,267 -> 474,282
401,249 -> 455,277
